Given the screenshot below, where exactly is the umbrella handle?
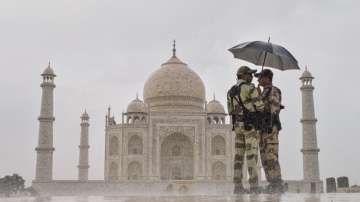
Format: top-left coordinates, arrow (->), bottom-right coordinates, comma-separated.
261,51 -> 268,71
261,37 -> 271,71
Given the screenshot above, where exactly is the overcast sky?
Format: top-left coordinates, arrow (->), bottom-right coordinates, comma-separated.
0,0 -> 359,187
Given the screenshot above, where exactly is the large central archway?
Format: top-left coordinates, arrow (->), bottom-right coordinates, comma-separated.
160,133 -> 194,180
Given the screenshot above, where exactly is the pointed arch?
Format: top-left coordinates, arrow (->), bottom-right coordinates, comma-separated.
109,136 -> 119,156
212,161 -> 226,180
128,161 -> 142,180
160,133 -> 193,180
141,116 -> 146,123
133,116 -> 140,124
207,117 -> 212,124
213,116 -> 219,124
127,116 -> 132,124
128,135 -> 143,155
212,135 -> 226,155
109,162 -> 118,181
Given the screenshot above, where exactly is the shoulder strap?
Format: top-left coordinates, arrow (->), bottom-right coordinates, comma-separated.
237,83 -> 248,111
229,82 -> 251,113
228,85 -> 240,104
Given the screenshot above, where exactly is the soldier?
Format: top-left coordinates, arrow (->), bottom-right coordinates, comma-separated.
227,66 -> 264,194
255,69 -> 286,193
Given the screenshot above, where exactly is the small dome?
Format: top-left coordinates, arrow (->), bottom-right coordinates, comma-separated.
143,55 -> 206,112
207,97 -> 225,114
127,96 -> 147,113
41,63 -> 56,76
300,68 -> 314,79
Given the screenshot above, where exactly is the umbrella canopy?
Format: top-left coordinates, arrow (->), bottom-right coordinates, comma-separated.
229,41 -> 300,70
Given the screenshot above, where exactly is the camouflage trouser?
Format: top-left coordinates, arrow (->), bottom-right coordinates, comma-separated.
234,125 -> 260,188
260,126 -> 282,184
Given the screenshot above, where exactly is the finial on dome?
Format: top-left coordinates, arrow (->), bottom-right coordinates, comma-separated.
41,60 -> 56,77
213,93 -> 216,101
300,65 -> 314,80
172,40 -> 176,57
136,93 -> 139,99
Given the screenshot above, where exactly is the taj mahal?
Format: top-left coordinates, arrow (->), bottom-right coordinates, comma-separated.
32,46 -> 323,195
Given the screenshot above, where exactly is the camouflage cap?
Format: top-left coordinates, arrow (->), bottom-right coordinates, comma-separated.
236,66 -> 257,76
254,69 -> 273,79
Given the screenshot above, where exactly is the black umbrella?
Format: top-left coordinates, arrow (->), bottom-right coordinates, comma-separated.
228,39 -> 300,71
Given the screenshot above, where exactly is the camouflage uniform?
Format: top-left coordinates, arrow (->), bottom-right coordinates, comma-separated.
227,75 -> 264,190
259,85 -> 283,185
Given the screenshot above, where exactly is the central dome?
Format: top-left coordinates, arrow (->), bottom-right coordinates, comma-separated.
143,55 -> 206,112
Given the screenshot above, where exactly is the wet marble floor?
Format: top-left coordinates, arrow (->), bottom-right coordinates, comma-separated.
1,194 -> 360,202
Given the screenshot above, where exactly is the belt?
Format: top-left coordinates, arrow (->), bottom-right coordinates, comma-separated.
233,115 -> 245,123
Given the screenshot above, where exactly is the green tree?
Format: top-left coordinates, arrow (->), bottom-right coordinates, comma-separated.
0,174 -> 25,197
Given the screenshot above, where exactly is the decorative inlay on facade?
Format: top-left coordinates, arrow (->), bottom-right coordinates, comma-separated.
158,125 -> 196,144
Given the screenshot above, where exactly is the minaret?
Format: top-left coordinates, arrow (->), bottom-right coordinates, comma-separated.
78,110 -> 90,181
35,62 -> 56,182
300,68 -> 320,182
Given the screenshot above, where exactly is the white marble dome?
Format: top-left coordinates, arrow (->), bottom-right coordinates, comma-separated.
127,96 -> 147,113
143,56 -> 206,112
207,98 -> 225,114
42,65 -> 56,76
300,69 -> 314,79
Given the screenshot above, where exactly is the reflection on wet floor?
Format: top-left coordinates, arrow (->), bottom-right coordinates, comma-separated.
26,194 -> 360,202
116,195 -> 284,202
109,195 -> 306,202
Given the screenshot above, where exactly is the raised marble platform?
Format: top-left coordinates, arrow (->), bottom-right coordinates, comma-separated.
2,194 -> 360,202
32,180 -> 323,196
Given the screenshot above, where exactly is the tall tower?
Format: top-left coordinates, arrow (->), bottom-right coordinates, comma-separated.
300,68 -> 321,191
35,62 -> 56,182
78,111 -> 90,181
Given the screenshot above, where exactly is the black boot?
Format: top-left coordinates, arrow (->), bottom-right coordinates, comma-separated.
265,182 -> 286,194
234,184 -> 248,194
249,186 -> 262,194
